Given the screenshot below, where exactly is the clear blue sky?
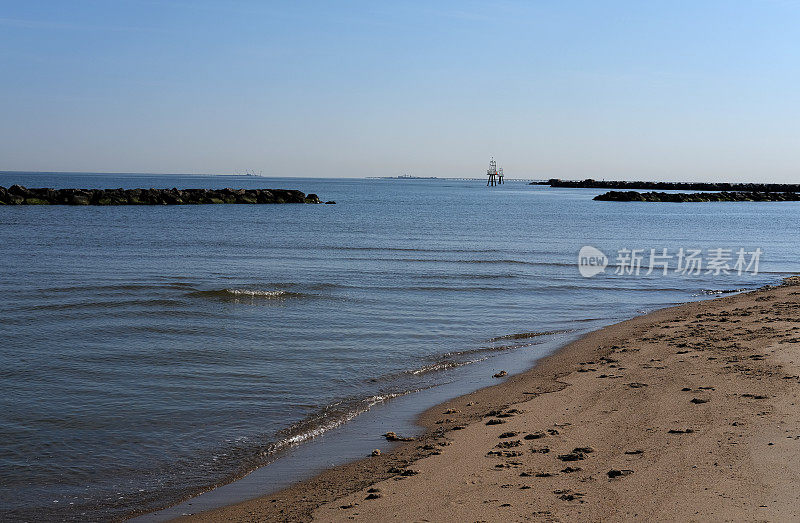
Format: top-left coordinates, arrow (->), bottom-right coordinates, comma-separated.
1,0 -> 798,180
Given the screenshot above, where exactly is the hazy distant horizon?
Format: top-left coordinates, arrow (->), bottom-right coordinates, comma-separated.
2,1 -> 799,182
0,170 -> 797,183
1,170 -> 791,184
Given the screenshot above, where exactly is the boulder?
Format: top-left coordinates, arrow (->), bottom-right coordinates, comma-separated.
69,194 -> 90,205
8,184 -> 31,197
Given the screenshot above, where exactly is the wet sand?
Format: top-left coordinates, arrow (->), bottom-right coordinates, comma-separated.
179,276 -> 800,521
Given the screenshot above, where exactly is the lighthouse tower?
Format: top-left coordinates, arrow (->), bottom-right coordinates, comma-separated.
487,158 -> 498,186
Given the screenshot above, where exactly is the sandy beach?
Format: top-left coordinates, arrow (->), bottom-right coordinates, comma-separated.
7,4 -> 800,520
179,276 -> 800,522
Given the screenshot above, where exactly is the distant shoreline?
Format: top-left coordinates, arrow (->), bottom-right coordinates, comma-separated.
370,176 -> 440,179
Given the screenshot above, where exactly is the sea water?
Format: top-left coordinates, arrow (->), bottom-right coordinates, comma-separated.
0,172 -> 796,520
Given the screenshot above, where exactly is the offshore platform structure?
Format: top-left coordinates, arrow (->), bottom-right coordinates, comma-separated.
486,157 -> 504,186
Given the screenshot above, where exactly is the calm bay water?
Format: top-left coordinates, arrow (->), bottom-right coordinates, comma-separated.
0,173 -> 796,520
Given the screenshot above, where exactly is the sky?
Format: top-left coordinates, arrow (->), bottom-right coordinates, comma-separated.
1,0 -> 799,181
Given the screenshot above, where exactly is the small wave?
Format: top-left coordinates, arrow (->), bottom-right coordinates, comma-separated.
405,357 -> 488,376
439,341 -> 544,359
334,257 -> 574,268
488,330 -> 570,342
384,332 -> 574,380
323,245 -> 566,256
461,259 -> 536,265
187,289 -> 311,301
428,272 -> 519,280
263,390 -> 417,454
224,289 -> 290,297
32,282 -> 195,294
403,336 -> 570,377
324,246 -> 509,254
305,282 -> 348,291
367,285 -> 508,292
694,288 -> 749,296
547,284 -> 688,292
16,298 -> 186,312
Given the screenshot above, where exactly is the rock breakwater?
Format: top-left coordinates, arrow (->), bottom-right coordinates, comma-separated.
593,190 -> 800,202
0,185 -> 321,205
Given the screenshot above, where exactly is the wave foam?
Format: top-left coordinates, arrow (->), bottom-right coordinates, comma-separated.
263,391 -> 416,455
695,288 -> 749,296
188,288 -> 309,301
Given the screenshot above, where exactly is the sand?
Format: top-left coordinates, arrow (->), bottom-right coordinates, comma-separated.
179,277 -> 800,522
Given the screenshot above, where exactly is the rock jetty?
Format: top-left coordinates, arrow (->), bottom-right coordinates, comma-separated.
532,179 -> 800,192
0,185 -> 321,205
593,190 -> 800,202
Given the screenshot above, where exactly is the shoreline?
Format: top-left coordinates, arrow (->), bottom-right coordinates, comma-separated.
173,275 -> 800,521
133,329 -> 589,521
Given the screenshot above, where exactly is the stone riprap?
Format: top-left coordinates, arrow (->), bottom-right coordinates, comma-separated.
532,179 -> 800,192
593,190 -> 800,202
0,185 -> 321,205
